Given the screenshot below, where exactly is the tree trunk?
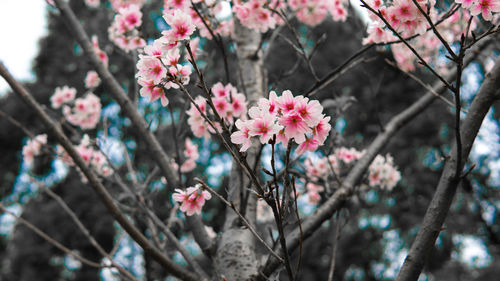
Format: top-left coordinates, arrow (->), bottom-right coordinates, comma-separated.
214,21 -> 266,281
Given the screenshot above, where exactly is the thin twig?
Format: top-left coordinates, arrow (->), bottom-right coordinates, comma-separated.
0,203 -> 102,269
38,183 -> 139,281
196,178 -> 285,263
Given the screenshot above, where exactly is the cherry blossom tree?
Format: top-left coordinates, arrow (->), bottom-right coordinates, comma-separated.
1,0 -> 500,280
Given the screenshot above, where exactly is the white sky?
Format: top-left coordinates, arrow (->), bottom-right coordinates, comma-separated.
0,0 -> 48,95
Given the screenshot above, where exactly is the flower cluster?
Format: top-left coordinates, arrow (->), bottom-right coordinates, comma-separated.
186,96 -> 217,138
231,90 -> 331,154
211,82 -> 248,122
58,135 -> 113,178
164,0 -> 233,39
62,93 -> 102,130
303,147 -> 401,204
108,4 -> 146,52
172,138 -> 200,173
22,134 -> 48,165
289,0 -> 348,26
172,183 -> 212,216
162,9 -> 197,45
304,147 -> 364,184
368,154 -> 402,191
233,0 -> 283,33
84,71 -> 101,89
135,9 -> 196,107
458,0 -> 500,21
50,86 -> 77,109
187,83 -> 247,138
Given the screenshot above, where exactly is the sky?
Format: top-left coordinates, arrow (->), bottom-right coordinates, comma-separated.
0,0 -> 48,95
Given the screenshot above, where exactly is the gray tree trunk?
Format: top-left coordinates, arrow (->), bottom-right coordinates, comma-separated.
214,20 -> 266,281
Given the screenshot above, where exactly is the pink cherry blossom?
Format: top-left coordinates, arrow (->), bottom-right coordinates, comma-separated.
173,184 -> 212,216
136,56 -> 167,85
108,4 -> 145,52
231,119 -> 254,152
84,71 -> 101,89
312,116 -> 331,145
279,113 -> 311,144
163,9 -> 196,44
57,135 -> 113,179
138,78 -> 169,106
50,86 -> 76,109
63,93 -> 102,130
249,110 -> 283,144
22,134 -> 48,165
178,138 -> 199,172
231,90 -> 330,152
368,154 -> 401,190
470,0 -> 500,20
295,98 -> 323,127
295,136 -> 320,155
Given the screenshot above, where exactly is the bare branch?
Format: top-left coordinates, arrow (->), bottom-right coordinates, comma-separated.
395,54 -> 500,281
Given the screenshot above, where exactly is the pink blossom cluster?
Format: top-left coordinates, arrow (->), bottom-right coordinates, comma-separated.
22,134 -> 48,165
63,93 -> 102,130
362,0 -> 483,71
187,83 -> 247,138
58,135 -> 113,178
457,0 -> 500,21
50,86 -> 77,109
84,0 -> 100,8
108,4 -> 146,52
186,96 -> 219,138
304,147 -> 365,182
171,138 -> 200,173
362,0 -> 435,45
303,147 -> 364,188
84,71 -> 101,89
233,0 -> 283,32
162,9 -> 197,45
368,154 -> 402,191
172,183 -> 212,216
302,147 -> 401,204
91,36 -> 109,68
135,9 -> 197,106
289,0 -> 349,26
305,182 -> 324,204
164,0 -> 233,39
136,44 -> 192,106
230,90 -> 331,154
388,10 -> 477,72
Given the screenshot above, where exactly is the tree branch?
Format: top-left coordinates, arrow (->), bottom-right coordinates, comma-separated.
0,61 -> 199,281
395,54 -> 500,281
53,0 -> 180,190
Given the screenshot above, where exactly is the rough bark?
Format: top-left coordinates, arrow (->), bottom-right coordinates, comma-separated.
395,55 -> 500,281
215,21 -> 266,281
